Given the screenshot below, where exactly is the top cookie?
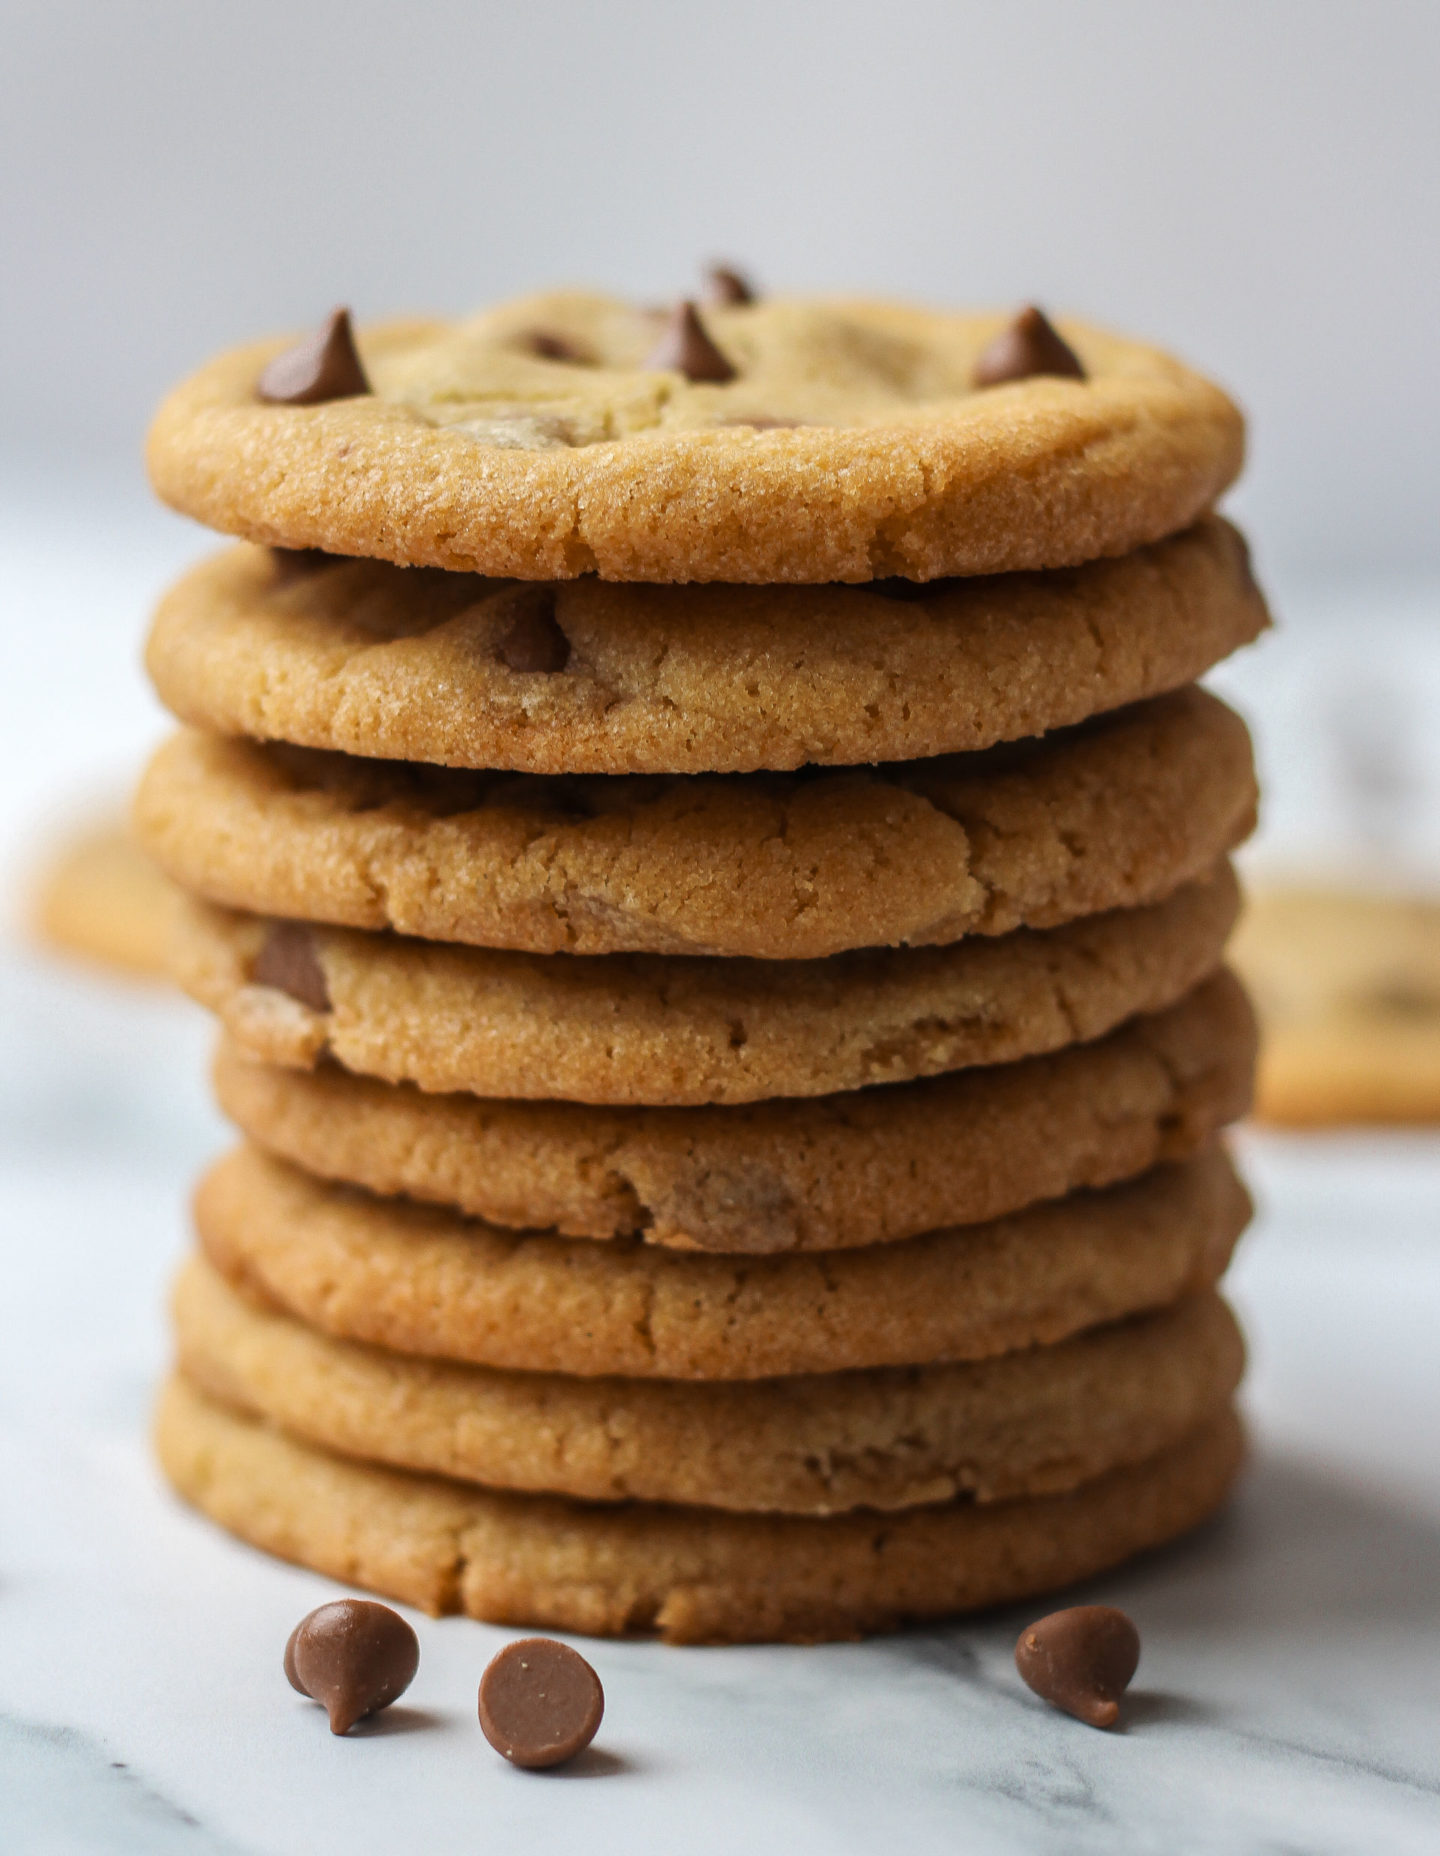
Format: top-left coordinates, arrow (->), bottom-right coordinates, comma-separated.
146,292 -> 1244,584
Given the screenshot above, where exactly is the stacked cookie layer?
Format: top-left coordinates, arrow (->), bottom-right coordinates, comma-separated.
139,290 -> 1265,1643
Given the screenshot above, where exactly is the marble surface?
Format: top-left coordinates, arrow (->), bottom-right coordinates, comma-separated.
3,486 -> 1439,1851
2,956 -> 1439,1854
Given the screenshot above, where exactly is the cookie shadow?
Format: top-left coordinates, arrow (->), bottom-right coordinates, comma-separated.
886,1444 -> 1440,1679
1109,1447 -> 1440,1637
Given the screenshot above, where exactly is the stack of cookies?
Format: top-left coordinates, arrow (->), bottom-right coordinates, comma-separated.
138,283 -> 1266,1644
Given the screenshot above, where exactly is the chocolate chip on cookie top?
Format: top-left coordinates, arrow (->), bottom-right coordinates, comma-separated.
515,327 -> 594,363
702,263 -> 757,306
478,1639 -> 604,1769
644,300 -> 738,382
973,305 -> 1086,387
257,309 -> 372,406
149,289 -> 1245,581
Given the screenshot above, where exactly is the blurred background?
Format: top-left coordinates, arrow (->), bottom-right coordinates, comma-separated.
1,16 -> 1438,1837
2,0 -> 1438,900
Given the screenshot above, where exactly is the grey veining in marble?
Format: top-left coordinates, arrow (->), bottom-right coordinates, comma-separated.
0,1716 -> 249,1855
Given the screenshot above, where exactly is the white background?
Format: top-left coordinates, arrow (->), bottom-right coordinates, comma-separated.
2,0 -> 1438,888
1,0 -> 1438,583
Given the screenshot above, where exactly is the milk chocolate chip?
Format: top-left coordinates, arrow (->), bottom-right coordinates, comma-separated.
257,308 -> 372,405
285,1599 -> 419,1735
1014,1604 -> 1140,1728
496,590 -> 570,673
478,1638 -> 604,1769
972,306 -> 1085,388
703,264 -> 756,306
252,921 -> 331,1013
644,301 -> 737,383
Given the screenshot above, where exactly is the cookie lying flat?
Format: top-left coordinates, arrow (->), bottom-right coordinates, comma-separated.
30,819 -> 179,981
175,871 -> 1238,1106
156,1376 -> 1244,1643
175,1256 -> 1244,1517
146,293 -> 1243,585
143,520 -> 1265,776
196,1144 -> 1248,1379
1231,886 -> 1440,1126
136,687 -> 1254,960
213,969 -> 1255,1251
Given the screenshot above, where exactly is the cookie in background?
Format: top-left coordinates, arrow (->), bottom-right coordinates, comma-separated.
1231,885 -> 1440,1126
29,813 -> 179,982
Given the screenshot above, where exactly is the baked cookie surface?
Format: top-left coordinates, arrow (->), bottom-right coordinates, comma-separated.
175,1256 -> 1243,1515
146,295 -> 1244,585
211,968 -> 1256,1251
1231,886 -> 1440,1126
174,873 -> 1238,1105
137,687 -> 1255,959
156,1376 -> 1244,1643
144,520 -> 1265,775
196,1143 -> 1248,1379
30,819 -> 179,981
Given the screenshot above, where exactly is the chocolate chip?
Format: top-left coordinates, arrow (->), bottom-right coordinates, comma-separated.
520,329 -> 593,364
496,590 -> 570,673
257,309 -> 372,405
972,306 -> 1085,388
721,415 -> 806,429
1014,1605 -> 1140,1729
644,301 -> 737,383
252,921 -> 331,1013
285,1599 -> 419,1735
702,264 -> 756,306
478,1639 -> 604,1769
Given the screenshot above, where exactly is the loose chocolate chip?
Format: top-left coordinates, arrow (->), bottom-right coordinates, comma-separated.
644,301 -> 737,383
252,921 -> 331,1013
520,329 -> 593,364
972,306 -> 1086,388
1014,1604 -> 1140,1729
496,589 -> 570,673
702,264 -> 756,306
285,1599 -> 419,1736
478,1638 -> 604,1769
257,308 -> 372,405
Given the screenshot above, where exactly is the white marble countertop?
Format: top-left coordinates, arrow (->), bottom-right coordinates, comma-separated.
2,954 -> 1438,1854
2,483 -> 1439,1851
